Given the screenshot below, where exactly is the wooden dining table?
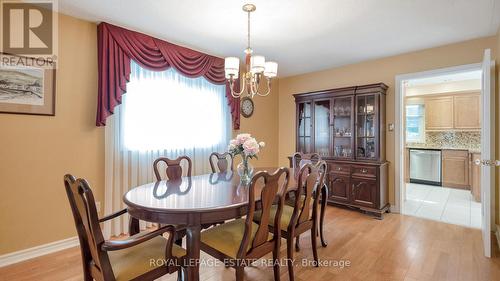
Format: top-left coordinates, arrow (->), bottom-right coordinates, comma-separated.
123,167 -> 328,281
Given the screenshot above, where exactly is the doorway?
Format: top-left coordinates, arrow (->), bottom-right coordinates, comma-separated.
394,50 -> 496,257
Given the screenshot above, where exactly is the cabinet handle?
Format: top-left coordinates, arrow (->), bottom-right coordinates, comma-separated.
336,167 -> 342,171
361,168 -> 368,173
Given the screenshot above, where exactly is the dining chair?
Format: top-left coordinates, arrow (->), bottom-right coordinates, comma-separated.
153,156 -> 192,244
292,152 -> 321,174
254,161 -> 327,281
200,167 -> 290,281
153,156 -> 192,181
209,152 -> 234,173
64,174 -> 185,281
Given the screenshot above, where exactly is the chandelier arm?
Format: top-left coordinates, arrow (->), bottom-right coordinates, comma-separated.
255,78 -> 272,97
250,75 -> 260,98
230,77 -> 246,98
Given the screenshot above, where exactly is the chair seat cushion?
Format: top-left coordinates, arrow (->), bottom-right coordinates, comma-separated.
200,219 -> 270,259
108,235 -> 185,281
255,196 -> 314,231
254,205 -> 294,231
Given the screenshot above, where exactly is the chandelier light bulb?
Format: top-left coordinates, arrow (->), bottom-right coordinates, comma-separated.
224,57 -> 240,78
250,55 -> 265,73
264,61 -> 278,78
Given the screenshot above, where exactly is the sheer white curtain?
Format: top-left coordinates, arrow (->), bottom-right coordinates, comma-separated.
104,61 -> 230,238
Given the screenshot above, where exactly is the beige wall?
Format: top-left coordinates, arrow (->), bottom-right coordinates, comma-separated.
0,14 -> 103,254
236,83 -> 279,168
278,36 -> 498,211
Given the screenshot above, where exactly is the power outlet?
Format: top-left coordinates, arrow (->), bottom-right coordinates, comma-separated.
95,201 -> 101,213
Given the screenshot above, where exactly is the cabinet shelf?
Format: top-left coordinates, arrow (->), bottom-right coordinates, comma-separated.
293,83 -> 388,218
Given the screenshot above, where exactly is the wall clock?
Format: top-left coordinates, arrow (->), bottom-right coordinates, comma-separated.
241,96 -> 254,118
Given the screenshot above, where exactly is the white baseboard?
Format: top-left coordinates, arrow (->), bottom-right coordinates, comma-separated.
0,236 -> 79,268
496,225 -> 500,250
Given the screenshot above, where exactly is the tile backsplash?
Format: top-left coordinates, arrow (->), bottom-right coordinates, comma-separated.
407,131 -> 481,151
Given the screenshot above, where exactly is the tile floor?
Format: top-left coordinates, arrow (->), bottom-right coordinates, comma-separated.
402,183 -> 481,228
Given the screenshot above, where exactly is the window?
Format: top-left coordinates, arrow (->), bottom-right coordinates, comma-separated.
406,104 -> 425,143
122,62 -> 230,151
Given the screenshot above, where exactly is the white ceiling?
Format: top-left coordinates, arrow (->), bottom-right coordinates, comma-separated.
58,0 -> 500,77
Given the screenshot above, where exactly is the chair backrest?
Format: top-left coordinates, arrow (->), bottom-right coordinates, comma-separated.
291,161 -> 328,228
292,152 -> 321,173
64,174 -> 114,280
153,156 -> 192,181
238,167 -> 289,258
209,152 -> 233,173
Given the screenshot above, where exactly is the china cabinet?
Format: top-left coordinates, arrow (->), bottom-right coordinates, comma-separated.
291,83 -> 389,218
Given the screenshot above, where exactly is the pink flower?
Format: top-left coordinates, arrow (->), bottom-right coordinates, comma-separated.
243,138 -> 260,156
236,133 -> 251,145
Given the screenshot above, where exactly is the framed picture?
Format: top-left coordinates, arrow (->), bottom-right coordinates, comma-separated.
0,53 -> 56,115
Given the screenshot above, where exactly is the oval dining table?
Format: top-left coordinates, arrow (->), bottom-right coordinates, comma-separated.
123,168 -> 328,281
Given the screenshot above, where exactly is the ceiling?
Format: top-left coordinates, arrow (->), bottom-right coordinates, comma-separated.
58,0 -> 500,77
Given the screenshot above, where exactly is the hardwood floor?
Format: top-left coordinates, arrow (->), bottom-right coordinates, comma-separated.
1,206 -> 500,281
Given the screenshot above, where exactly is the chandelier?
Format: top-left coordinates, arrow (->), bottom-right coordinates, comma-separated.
225,3 -> 277,98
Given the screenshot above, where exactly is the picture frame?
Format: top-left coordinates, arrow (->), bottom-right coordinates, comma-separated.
0,53 -> 56,116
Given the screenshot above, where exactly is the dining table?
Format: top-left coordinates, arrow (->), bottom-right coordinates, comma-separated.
123,167 -> 328,281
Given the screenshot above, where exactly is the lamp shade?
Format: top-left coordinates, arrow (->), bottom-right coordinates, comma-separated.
264,61 -> 278,78
250,55 -> 265,73
225,57 -> 239,78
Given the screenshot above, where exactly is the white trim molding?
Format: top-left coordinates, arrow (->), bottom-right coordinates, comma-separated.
0,236 -> 79,268
394,62 -> 482,215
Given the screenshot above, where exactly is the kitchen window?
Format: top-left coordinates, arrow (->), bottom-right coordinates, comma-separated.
406,104 -> 425,143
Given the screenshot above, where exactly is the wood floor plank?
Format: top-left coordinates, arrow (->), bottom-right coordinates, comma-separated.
0,206 -> 499,281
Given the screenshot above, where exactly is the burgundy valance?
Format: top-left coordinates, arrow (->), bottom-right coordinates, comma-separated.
97,22 -> 240,129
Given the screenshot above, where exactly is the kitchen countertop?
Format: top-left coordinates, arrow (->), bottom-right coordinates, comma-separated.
406,144 -> 480,153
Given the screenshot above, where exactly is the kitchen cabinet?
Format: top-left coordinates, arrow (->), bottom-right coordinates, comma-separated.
454,94 -> 481,129
292,83 -> 389,218
424,93 -> 481,131
470,152 -> 481,202
425,96 -> 454,130
442,149 -> 469,189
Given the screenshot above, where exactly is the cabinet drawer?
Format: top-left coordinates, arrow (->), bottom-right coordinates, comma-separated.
442,149 -> 468,158
330,163 -> 351,175
351,165 -> 376,178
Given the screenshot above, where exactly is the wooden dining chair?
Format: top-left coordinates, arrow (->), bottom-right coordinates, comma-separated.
254,161 -> 327,281
209,152 -> 234,173
200,168 -> 290,281
153,156 -> 192,244
292,152 -> 321,173
64,174 -> 185,281
153,156 -> 192,181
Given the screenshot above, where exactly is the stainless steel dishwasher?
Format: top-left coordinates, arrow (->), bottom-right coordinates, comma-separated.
409,148 -> 442,186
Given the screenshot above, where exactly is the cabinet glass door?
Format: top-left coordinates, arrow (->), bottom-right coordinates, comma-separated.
314,99 -> 331,157
298,102 -> 312,153
332,96 -> 353,159
356,94 -> 377,160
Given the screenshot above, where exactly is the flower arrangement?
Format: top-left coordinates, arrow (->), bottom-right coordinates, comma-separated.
228,133 -> 265,183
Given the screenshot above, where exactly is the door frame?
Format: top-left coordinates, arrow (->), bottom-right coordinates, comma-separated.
394,62 -> 484,213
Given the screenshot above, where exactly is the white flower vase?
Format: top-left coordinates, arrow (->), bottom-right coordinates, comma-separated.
237,157 -> 254,185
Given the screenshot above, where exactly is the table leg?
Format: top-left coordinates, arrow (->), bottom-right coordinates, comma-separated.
184,225 -> 201,281
320,184 -> 328,247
